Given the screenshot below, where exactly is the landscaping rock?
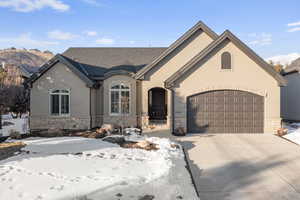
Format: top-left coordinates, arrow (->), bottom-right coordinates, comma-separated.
101,124 -> 114,133
173,127 -> 186,136
124,127 -> 141,135
121,140 -> 159,151
277,128 -> 288,136
102,136 -> 125,145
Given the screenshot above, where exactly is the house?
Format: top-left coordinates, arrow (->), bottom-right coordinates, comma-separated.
18,64 -> 40,80
281,58 -> 300,121
27,21 -> 286,134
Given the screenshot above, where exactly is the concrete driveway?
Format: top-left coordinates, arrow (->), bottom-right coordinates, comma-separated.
179,134 -> 300,200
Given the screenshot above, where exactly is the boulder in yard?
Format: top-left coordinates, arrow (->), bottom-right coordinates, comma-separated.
277,128 -> 288,136
124,127 -> 141,135
101,124 -> 114,133
102,135 -> 125,145
173,127 -> 186,136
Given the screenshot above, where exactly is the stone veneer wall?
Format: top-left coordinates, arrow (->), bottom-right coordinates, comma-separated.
30,116 -> 91,130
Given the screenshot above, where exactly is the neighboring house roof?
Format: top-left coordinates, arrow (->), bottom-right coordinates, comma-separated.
18,64 -> 40,78
283,57 -> 300,75
27,54 -> 95,87
165,30 -> 287,88
63,47 -> 167,70
135,21 -> 219,79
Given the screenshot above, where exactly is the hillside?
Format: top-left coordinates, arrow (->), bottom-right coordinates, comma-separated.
0,48 -> 53,67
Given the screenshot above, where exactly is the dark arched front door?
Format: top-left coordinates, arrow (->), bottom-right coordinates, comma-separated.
187,90 -> 264,133
148,87 -> 167,122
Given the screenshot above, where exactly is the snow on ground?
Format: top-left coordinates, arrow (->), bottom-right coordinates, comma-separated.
1,114 -> 29,136
283,123 -> 300,145
0,136 -> 198,200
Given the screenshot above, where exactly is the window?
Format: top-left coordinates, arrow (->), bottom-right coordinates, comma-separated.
110,83 -> 130,115
50,89 -> 70,116
221,52 -> 231,70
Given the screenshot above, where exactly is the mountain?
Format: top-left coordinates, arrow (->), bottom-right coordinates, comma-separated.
0,48 -> 53,67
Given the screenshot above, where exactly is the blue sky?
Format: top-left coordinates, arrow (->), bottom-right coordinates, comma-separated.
0,0 -> 299,64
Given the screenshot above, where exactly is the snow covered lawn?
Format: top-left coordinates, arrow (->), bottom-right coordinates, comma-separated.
283,123 -> 300,145
0,136 -> 198,200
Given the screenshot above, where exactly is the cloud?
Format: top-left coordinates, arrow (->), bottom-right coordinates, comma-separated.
266,52 -> 300,65
248,33 -> 272,46
84,31 -> 98,37
287,27 -> 300,33
48,30 -> 78,40
0,0 -> 69,12
96,38 -> 115,45
0,33 -> 59,48
81,0 -> 101,6
287,21 -> 300,27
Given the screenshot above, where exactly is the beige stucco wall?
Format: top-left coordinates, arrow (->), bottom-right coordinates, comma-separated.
102,75 -> 137,127
173,41 -> 281,133
30,62 -> 91,130
281,73 -> 300,120
141,30 -> 215,129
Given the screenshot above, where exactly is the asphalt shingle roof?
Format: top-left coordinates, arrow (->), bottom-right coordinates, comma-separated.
62,47 -> 167,77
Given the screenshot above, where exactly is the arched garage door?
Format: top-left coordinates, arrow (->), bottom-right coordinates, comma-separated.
187,90 -> 264,133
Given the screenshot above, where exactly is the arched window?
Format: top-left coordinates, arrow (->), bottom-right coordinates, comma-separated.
50,89 -> 70,115
110,83 -> 130,115
221,52 -> 231,70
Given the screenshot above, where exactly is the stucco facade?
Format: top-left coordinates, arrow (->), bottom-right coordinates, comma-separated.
29,21 -> 285,134
140,30 -> 215,129
102,75 -> 137,127
172,41 -> 281,133
30,62 -> 92,130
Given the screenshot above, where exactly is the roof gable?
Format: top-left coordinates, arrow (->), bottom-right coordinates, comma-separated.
135,21 -> 218,79
27,54 -> 95,87
165,30 -> 287,88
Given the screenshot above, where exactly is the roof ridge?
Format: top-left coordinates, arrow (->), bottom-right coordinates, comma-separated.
135,21 -> 218,79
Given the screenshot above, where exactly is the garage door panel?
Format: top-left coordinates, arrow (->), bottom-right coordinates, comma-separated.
187,90 -> 264,133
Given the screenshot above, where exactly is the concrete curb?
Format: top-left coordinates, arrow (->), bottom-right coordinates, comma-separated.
182,146 -> 200,199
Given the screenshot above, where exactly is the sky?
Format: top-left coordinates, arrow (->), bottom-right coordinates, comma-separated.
0,0 -> 299,64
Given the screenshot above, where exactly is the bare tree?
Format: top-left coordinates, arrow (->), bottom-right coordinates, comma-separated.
0,67 -> 7,130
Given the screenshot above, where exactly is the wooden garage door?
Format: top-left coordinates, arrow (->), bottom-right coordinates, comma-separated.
187,90 -> 264,133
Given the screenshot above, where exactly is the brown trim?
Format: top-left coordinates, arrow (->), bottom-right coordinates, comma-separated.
135,21 -> 218,79
89,88 -> 92,129
165,30 -> 287,88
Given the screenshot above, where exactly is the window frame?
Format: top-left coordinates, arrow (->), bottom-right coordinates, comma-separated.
221,51 -> 232,70
49,89 -> 70,117
109,82 -> 131,116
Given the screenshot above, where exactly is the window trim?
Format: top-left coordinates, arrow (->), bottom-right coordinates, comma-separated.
109,82 -> 131,116
49,89 -> 70,117
221,51 -> 232,71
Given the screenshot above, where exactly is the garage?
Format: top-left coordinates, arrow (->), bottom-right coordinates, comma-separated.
187,90 -> 264,133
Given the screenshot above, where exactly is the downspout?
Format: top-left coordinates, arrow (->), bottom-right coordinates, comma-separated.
89,88 -> 92,130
